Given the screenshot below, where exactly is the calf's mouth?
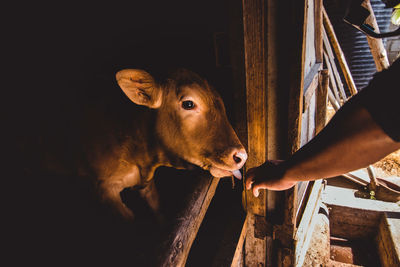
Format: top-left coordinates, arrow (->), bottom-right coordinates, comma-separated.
209,166 -> 243,179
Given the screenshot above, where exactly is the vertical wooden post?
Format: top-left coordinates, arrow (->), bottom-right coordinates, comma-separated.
265,0 -> 289,265
283,0 -> 308,265
315,69 -> 329,134
362,0 -> 390,71
314,0 -> 323,63
242,0 -> 267,217
242,0 -> 268,265
287,0 -> 307,156
241,0 -> 315,266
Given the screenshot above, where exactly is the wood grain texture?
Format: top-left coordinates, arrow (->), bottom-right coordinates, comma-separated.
285,0 -> 308,230
243,0 -> 267,173
376,213 -> 400,267
303,63 -> 322,112
241,0 -> 267,223
294,180 -> 324,267
156,176 -> 220,267
322,28 -> 347,102
242,1 -> 268,265
231,215 -> 248,267
323,51 -> 341,104
314,0 -> 323,63
279,0 -> 308,264
315,69 -> 329,134
362,0 -> 390,72
327,203 -> 381,239
287,0 -> 307,157
322,8 -> 358,96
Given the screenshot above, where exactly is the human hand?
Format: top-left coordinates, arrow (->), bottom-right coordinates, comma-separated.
245,160 -> 297,197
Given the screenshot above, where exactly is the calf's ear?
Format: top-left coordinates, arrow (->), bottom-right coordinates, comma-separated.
116,69 -> 162,108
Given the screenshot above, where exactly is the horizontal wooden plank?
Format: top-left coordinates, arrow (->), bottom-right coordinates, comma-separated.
322,181 -> 400,240
327,203 -> 381,239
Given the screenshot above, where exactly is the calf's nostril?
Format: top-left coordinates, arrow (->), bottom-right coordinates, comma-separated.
233,154 -> 242,164
232,150 -> 247,166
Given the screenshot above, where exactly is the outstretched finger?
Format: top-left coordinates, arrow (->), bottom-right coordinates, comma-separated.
251,180 -> 265,197
253,185 -> 260,197
245,167 -> 256,190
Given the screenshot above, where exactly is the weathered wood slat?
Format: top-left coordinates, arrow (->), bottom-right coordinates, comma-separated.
362,0 -> 389,71
315,69 -> 329,134
238,0 -> 327,266
231,215 -> 248,267
327,86 -> 340,111
295,181 -> 312,227
322,28 -> 347,102
328,204 -> 382,239
323,51 -> 341,104
376,213 -> 400,267
287,0 -> 307,156
303,63 -> 323,112
242,0 -> 268,265
322,8 -> 358,96
315,0 -> 323,63
283,0 -> 309,265
242,0 -> 267,216
294,180 -> 324,267
156,176 -> 220,267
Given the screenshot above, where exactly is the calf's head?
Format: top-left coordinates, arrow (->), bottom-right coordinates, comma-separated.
116,68 -> 247,178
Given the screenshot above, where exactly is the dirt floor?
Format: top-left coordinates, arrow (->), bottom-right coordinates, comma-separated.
373,149 -> 400,178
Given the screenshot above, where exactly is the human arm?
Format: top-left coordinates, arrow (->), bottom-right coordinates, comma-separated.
246,59 -> 400,197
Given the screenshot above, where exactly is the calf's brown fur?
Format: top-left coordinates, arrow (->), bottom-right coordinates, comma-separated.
31,69 -> 247,221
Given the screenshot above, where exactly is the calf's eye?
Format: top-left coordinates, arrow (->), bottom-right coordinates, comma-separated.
182,100 -> 195,110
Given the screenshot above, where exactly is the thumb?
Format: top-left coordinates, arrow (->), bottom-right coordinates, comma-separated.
251,180 -> 264,197
245,168 -> 257,190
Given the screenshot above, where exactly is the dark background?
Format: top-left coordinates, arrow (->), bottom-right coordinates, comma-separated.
4,1 -> 246,266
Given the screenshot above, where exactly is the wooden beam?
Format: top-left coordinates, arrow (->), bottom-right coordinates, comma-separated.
327,203 -> 382,239
294,180 -> 324,266
315,69 -> 329,134
266,0 -> 286,162
322,8 -> 358,96
231,215 -> 248,267
265,5 -> 287,265
323,51 -> 341,104
282,0 -> 308,265
314,0 -> 323,63
242,0 -> 267,216
287,0 -> 307,156
376,213 -> 400,267
362,0 -> 390,71
242,0 -> 268,265
156,176 -> 220,267
322,28 -> 347,102
303,63 -> 323,112
323,182 -> 400,240
327,86 -> 340,111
